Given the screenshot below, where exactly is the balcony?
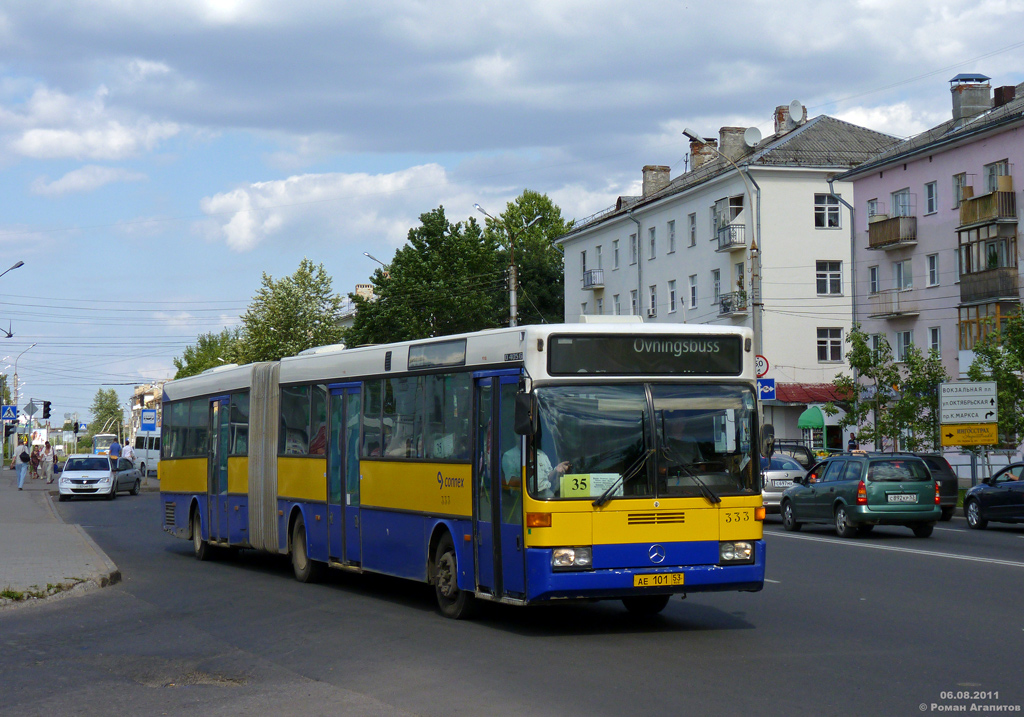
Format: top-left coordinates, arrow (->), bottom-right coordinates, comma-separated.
959,266 -> 1020,304
717,224 -> 746,252
867,215 -> 917,250
582,269 -> 604,290
718,291 -> 749,317
867,288 -> 919,319
958,191 -> 1017,228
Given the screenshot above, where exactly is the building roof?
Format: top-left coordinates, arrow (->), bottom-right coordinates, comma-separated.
839,81 -> 1024,180
774,382 -> 850,405
560,115 -> 897,242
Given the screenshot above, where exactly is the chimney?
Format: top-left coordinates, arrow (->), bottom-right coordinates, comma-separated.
994,85 -> 1016,108
689,137 -> 718,171
719,127 -> 747,161
950,74 -> 992,123
641,165 -> 671,196
774,103 -> 807,136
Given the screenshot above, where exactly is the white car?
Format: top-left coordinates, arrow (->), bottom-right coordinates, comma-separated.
57,454 -> 142,501
761,454 -> 807,513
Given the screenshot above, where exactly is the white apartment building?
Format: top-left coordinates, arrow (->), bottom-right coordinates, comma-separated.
557,104 -> 895,446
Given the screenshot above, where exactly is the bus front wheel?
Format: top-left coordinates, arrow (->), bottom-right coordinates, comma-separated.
433,534 -> 475,619
622,594 -> 671,616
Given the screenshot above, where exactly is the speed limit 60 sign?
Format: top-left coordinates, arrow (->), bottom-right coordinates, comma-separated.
755,355 -> 769,378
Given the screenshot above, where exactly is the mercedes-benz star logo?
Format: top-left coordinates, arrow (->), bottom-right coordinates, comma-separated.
648,544 -> 666,564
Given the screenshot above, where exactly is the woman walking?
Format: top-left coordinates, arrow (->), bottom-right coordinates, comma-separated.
40,440 -> 56,484
30,445 -> 41,480
10,438 -> 30,490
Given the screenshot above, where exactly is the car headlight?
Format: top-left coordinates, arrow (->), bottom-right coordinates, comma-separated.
552,546 -> 593,570
720,541 -> 754,564
99,477 -> 111,485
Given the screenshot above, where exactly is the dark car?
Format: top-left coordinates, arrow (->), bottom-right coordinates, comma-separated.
780,454 -> 941,538
772,440 -> 816,470
963,463 -> 1024,529
895,453 -> 959,521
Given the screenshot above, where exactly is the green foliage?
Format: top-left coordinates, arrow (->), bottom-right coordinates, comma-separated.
967,312 -> 1024,446
89,388 -> 123,437
239,258 -> 346,362
173,327 -> 241,379
826,326 -> 947,451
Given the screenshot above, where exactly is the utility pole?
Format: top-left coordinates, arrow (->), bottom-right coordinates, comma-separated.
474,204 -> 543,327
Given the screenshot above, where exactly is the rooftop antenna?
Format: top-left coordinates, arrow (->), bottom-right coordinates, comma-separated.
743,126 -> 762,148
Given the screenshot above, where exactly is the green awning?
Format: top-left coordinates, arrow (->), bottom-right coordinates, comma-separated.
797,405 -> 825,430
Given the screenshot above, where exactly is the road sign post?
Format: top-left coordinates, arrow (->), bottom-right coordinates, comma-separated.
939,381 -> 998,448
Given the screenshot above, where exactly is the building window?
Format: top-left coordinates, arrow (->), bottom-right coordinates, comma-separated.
688,275 -> 697,309
953,173 -> 967,208
984,159 -> 1009,193
891,188 -> 912,217
613,294 -> 620,315
817,328 -> 843,362
868,265 -> 879,294
895,330 -> 913,362
927,254 -> 939,287
893,259 -> 912,290
668,280 -> 677,313
630,290 -> 638,315
735,261 -> 745,293
648,285 -> 657,315
613,240 -> 619,269
630,234 -> 638,265
925,182 -> 938,214
595,245 -> 603,270
667,220 -> 676,253
869,333 -> 883,359
688,213 -> 697,247
580,250 -> 586,274
581,301 -> 588,316
648,227 -> 656,259
816,260 -> 842,295
866,198 -> 879,221
596,297 -> 603,315
814,193 -> 840,228
929,326 -> 941,356
712,269 -> 721,303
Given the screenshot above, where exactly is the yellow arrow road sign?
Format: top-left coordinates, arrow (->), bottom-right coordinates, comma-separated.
940,423 -> 998,447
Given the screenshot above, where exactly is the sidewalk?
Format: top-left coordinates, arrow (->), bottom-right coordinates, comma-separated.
0,465 -> 121,609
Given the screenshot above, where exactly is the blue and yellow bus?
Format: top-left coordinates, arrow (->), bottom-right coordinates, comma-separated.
160,322 -> 770,618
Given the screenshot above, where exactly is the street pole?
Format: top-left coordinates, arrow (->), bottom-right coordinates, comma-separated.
12,342 -> 36,457
474,204 -> 543,328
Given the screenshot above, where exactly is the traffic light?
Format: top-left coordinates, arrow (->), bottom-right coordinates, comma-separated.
73,421 -> 79,435
42,401 -> 51,419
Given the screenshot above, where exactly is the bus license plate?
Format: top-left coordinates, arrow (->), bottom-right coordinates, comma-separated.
887,493 -> 917,503
634,573 -> 684,587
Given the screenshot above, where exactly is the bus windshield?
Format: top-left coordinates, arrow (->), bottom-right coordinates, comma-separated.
93,434 -> 116,454
531,383 -> 758,501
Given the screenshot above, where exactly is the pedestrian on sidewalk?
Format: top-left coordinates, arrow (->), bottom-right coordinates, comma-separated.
10,438 -> 30,490
122,440 -> 135,465
30,445 -> 41,479
41,440 -> 56,484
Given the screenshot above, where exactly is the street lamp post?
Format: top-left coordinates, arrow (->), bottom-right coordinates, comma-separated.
682,129 -> 763,358
11,342 -> 36,455
474,204 -> 543,328
0,261 -> 24,281
363,252 -> 390,279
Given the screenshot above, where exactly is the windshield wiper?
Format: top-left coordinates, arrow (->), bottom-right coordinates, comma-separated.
593,449 -> 654,508
687,472 -> 722,505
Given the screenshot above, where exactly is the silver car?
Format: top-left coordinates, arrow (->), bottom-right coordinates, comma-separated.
57,454 -> 143,501
762,454 -> 806,513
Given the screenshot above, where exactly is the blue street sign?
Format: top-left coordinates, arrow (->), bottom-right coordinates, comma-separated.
79,422 -> 88,432
140,409 -> 158,432
1,405 -> 16,421
757,378 -> 776,401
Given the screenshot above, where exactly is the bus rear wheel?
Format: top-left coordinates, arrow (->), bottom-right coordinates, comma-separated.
192,510 -> 210,561
622,594 -> 671,616
433,534 -> 475,619
290,515 -> 324,583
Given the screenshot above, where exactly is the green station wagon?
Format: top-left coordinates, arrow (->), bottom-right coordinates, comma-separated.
780,454 -> 941,538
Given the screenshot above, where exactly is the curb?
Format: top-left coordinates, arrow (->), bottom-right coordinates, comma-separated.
70,522 -> 122,588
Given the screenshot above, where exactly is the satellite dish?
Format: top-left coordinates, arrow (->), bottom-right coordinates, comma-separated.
789,99 -> 803,123
743,126 -> 762,147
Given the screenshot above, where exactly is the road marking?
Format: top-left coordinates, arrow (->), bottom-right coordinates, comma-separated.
765,531 -> 1024,568
764,579 -> 781,584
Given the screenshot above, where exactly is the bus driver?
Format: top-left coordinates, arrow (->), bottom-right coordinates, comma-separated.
502,441 -> 570,495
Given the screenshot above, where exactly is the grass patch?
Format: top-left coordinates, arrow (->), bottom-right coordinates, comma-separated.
0,578 -> 87,604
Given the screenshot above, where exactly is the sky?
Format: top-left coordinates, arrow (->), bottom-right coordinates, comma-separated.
1,0 -> 1023,424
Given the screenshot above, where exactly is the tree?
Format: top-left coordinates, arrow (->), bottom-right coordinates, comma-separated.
89,388 -> 123,438
173,327 -> 241,379
343,205 -> 505,346
239,258 -> 346,363
967,312 -> 1024,446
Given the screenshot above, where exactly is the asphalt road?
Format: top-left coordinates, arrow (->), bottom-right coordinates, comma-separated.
1,494 -> 1022,717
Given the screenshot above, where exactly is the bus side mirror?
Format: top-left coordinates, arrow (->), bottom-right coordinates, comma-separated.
514,392 -> 538,436
761,423 -> 775,458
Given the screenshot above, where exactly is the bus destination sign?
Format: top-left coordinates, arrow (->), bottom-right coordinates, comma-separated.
548,334 -> 743,376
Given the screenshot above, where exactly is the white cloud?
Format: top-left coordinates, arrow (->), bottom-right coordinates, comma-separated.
834,103 -> 950,139
31,165 -> 146,196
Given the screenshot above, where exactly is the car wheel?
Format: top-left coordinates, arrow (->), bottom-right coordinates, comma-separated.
290,515 -> 324,583
781,501 -> 801,531
912,523 -> 934,538
965,499 -> 987,529
940,506 -> 955,521
192,510 -> 210,561
622,594 -> 671,616
434,534 -> 476,619
58,494 -> 67,502
130,478 -> 141,496
108,483 -> 118,500
834,505 -> 857,538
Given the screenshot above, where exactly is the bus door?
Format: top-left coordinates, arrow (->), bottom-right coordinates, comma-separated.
473,373 -> 526,598
208,396 -> 230,543
328,384 -> 362,565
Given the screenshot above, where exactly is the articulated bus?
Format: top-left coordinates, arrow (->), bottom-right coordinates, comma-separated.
160,322 -> 770,618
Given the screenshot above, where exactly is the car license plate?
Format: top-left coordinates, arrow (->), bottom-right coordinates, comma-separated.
634,573 -> 684,587
887,493 -> 917,503
773,479 -> 791,488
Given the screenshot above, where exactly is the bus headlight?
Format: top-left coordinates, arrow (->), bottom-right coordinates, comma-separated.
552,547 -> 593,570
719,541 -> 754,564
